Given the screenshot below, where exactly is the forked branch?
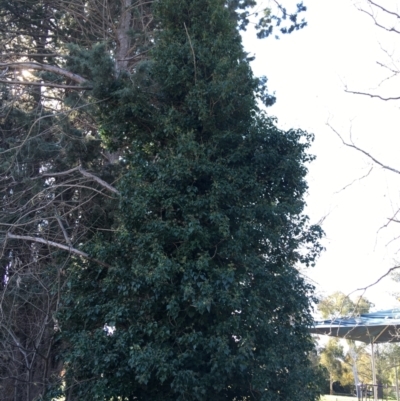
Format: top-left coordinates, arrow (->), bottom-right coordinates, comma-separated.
329,123 -> 400,175
41,166 -> 120,195
348,265 -> 400,296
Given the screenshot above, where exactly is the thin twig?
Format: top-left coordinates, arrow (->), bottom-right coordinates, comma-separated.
334,166 -> 373,194
345,88 -> 400,101
368,0 -> 400,19
329,123 -> 400,175
359,7 -> 400,34
184,22 -> 197,84
348,265 -> 400,296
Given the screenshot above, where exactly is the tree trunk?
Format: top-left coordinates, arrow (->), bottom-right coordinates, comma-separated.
348,341 -> 361,398
116,0 -> 132,73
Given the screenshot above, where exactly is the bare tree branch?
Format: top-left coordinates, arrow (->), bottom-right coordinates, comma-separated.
344,87 -> 400,101
77,167 -> 120,195
334,166 -> 374,194
348,265 -> 400,296
40,166 -> 120,195
0,78 -> 92,90
0,53 -> 66,58
55,213 -> 72,247
376,208 -> 400,233
376,60 -> 399,75
329,123 -> 400,175
359,7 -> 400,35
368,0 -> 400,19
0,62 -> 87,84
5,233 -> 111,268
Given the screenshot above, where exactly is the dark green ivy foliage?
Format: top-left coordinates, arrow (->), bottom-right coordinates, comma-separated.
227,0 -> 307,37
59,0 -> 323,400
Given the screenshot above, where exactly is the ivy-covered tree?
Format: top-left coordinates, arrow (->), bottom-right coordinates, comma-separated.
58,0 -> 323,400
0,0 -> 318,400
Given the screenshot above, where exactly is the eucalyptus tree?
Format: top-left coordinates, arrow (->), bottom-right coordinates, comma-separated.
320,339 -> 349,395
317,292 -> 373,398
318,291 -> 372,319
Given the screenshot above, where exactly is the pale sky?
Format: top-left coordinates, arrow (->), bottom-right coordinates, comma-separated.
242,0 -> 400,311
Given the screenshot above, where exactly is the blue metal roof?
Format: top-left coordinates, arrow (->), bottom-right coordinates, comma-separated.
310,310 -> 400,343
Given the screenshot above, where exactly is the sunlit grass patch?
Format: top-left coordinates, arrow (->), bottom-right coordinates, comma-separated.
320,395 -> 356,401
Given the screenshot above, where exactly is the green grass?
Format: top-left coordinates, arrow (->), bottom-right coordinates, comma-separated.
321,396 -> 356,401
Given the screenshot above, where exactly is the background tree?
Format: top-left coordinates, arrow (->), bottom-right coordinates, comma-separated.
329,0 -> 400,290
382,344 -> 400,399
322,3 -> 400,392
317,291 -> 373,397
0,1 -> 158,399
318,291 -> 373,319
319,339 -> 350,395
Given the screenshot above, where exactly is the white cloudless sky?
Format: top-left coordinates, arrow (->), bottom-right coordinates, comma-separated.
242,0 -> 400,310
